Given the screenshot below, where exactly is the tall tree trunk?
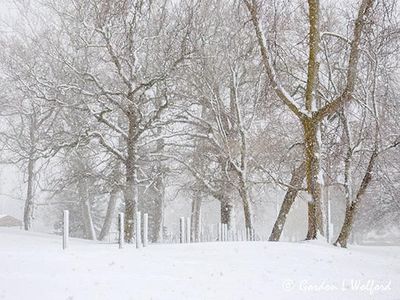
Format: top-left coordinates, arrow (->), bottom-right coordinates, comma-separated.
230,76 -> 254,234
23,157 -> 35,230
98,188 -> 119,241
303,119 -> 324,239
238,175 -> 253,231
191,193 -> 202,242
24,115 -> 37,231
124,161 -> 138,242
269,162 -> 306,241
335,149 -> 378,248
153,173 -> 165,243
153,125 -> 165,243
220,197 -> 234,229
124,111 -> 139,242
79,178 -> 96,240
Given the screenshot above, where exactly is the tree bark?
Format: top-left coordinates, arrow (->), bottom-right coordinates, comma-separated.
303,118 -> 324,239
335,149 -> 378,248
153,173 -> 165,243
78,178 -> 96,240
191,193 -> 202,242
124,108 -> 139,242
269,162 -> 306,241
123,160 -> 138,243
23,115 -> 37,231
152,125 -> 165,243
98,188 -> 119,241
238,175 -> 253,231
23,157 -> 35,230
220,197 -> 234,229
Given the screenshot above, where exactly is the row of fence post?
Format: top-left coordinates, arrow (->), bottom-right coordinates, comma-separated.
62,210 -> 149,250
62,209 -> 259,249
116,211 -> 149,249
179,218 -> 257,243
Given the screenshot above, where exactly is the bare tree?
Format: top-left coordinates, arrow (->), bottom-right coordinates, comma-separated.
244,0 -> 375,239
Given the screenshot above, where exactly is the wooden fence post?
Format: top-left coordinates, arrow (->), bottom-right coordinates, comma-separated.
119,213 -> 124,249
223,224 -> 228,241
143,213 -> 148,247
136,211 -> 142,249
186,217 -> 191,243
180,217 -> 185,243
63,210 -> 69,250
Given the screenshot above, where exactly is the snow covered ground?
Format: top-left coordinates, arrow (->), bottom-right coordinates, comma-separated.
0,228 -> 399,300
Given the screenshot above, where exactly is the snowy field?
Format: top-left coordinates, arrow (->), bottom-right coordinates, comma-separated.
0,228 -> 399,300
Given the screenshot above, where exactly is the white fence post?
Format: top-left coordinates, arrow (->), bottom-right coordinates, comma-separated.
223,224 -> 228,241
186,217 -> 191,243
136,211 -> 142,249
63,210 -> 69,250
222,224 -> 226,242
119,213 -> 124,249
180,217 -> 185,243
143,213 -> 148,247
218,223 -> 222,241
326,197 -> 331,243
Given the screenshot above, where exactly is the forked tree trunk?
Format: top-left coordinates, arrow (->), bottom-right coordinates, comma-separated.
335,150 -> 378,248
245,0 -> 373,241
269,162 -> 306,241
98,189 -> 119,241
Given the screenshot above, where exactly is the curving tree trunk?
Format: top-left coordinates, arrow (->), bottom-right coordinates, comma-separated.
269,162 -> 306,241
79,178 -> 96,240
98,189 -> 119,241
335,149 -> 378,248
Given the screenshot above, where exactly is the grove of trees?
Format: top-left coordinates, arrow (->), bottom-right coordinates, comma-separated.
0,0 -> 399,247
